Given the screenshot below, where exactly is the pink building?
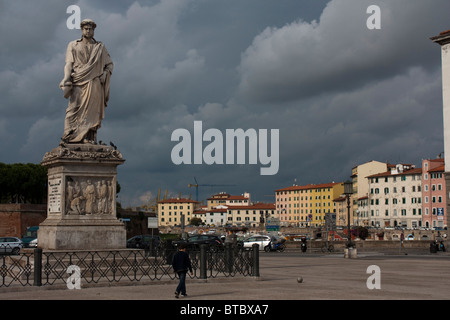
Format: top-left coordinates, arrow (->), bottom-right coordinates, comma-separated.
422,158 -> 447,229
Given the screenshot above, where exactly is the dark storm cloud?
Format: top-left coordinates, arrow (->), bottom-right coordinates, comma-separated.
238,0 -> 450,104
0,0 -> 449,206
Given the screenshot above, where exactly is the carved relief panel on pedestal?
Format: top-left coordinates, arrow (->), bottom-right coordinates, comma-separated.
65,176 -> 115,215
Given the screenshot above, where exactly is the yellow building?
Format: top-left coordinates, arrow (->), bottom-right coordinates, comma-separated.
157,198 -> 199,227
309,182 -> 344,226
275,182 -> 344,227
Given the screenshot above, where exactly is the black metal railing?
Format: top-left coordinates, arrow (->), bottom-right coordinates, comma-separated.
0,243 -> 259,288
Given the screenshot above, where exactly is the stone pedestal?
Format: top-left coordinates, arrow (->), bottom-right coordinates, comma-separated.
38,143 -> 126,250
344,248 -> 357,259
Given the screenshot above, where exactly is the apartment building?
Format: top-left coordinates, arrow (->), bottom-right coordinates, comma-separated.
190,192 -> 274,227
333,194 -> 352,227
207,192 -> 251,210
227,202 -> 276,228
367,164 -> 422,229
422,158 -> 447,229
198,207 -> 228,226
274,185 -> 310,226
157,198 -> 199,227
351,160 -> 389,224
275,182 -> 344,227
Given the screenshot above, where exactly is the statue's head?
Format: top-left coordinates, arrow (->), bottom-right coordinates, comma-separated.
80,19 -> 96,29
80,19 -> 96,40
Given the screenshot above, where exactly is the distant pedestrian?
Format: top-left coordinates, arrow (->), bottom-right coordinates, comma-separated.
172,243 -> 193,298
400,231 -> 405,246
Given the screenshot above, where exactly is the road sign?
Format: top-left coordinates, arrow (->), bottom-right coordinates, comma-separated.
266,217 -> 280,232
148,217 -> 158,228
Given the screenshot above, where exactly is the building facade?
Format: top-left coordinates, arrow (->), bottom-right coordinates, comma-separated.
351,160 -> 389,226
191,193 -> 274,228
367,164 -> 422,229
157,198 -> 199,227
207,192 -> 251,210
422,158 -> 447,229
275,182 -> 344,227
227,202 -> 275,228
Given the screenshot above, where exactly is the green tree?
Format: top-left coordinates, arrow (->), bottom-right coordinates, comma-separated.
356,226 -> 369,240
189,217 -> 203,226
0,163 -> 47,204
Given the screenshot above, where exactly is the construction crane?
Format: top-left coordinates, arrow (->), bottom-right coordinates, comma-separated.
142,188 -> 167,212
188,177 -> 236,201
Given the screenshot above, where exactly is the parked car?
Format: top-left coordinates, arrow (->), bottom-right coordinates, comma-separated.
126,235 -> 161,249
28,238 -> 38,248
0,237 -> 24,255
22,226 -> 39,248
239,235 -> 271,250
173,234 -> 224,251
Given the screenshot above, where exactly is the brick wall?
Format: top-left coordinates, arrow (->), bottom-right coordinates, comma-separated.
0,204 -> 47,238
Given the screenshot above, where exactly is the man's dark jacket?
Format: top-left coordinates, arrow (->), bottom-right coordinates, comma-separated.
172,250 -> 193,273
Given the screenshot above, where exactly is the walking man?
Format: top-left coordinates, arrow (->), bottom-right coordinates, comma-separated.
172,243 -> 193,298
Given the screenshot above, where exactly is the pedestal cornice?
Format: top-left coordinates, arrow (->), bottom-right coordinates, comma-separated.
42,143 -> 124,167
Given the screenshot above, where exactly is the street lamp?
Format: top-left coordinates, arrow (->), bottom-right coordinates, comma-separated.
343,180 -> 353,248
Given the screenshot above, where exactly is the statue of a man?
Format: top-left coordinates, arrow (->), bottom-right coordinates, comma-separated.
59,19 -> 113,144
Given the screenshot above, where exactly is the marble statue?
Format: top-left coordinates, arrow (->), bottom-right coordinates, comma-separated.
59,19 -> 113,144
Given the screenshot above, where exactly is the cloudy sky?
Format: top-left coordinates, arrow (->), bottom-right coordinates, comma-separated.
1,0 -> 449,207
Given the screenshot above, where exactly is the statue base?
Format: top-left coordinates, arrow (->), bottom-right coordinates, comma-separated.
38,143 -> 126,250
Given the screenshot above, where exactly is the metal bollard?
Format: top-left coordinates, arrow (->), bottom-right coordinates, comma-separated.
33,248 -> 42,286
148,238 -> 154,257
200,244 -> 207,279
251,244 -> 260,277
225,243 -> 233,274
